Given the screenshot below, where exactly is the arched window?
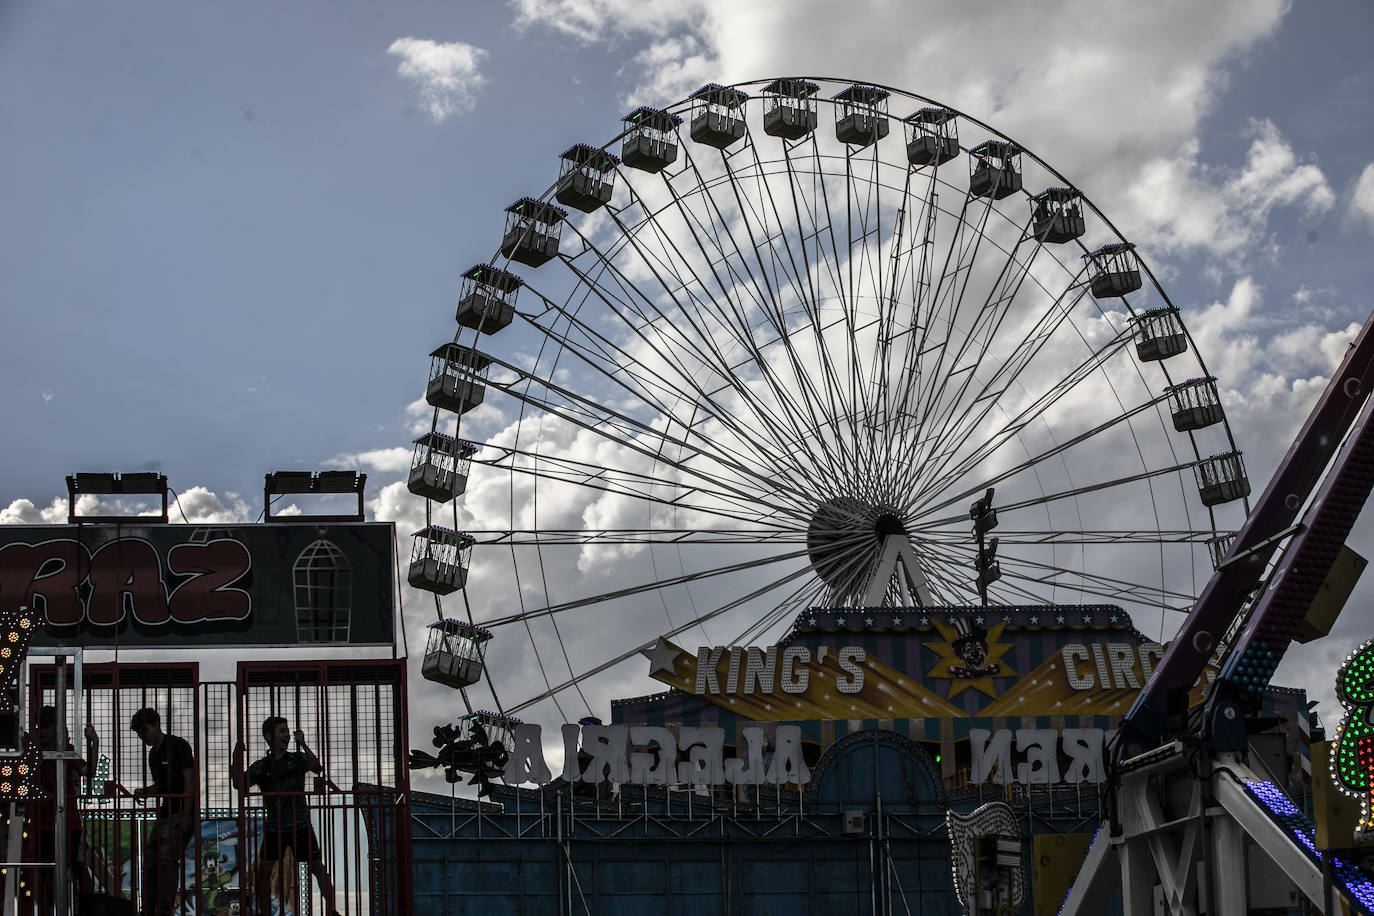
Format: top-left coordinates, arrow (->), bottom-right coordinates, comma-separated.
293,539 -> 352,642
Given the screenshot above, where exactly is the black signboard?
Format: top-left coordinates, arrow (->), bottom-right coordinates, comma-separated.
0,523 -> 396,648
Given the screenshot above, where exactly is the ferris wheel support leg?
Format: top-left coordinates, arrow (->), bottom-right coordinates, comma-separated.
1207,811 -> 1246,916
1210,757 -> 1326,909
1118,839 -> 1158,916
1058,825 -> 1119,916
1120,769 -> 1200,916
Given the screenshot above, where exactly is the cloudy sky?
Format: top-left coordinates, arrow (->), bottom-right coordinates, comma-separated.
3,0 -> 1374,769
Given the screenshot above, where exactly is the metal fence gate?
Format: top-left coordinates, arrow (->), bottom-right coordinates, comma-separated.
27,658 -> 412,915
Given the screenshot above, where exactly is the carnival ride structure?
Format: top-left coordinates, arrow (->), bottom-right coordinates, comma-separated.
385,74 -> 1374,913
406,77 -> 1253,745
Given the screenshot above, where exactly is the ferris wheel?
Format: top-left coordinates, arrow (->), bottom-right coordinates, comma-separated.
404,77 -> 1251,728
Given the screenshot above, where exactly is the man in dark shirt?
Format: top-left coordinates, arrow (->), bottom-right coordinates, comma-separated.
232,716 -> 340,916
130,707 -> 196,916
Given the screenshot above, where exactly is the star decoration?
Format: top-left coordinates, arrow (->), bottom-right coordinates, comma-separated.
808,617 -> 817,626
836,616 -> 846,626
975,616 -> 984,625
887,706 -> 895,713
1056,615 -> 1065,624
892,616 -> 902,626
1029,615 -> 1038,624
864,617 -> 874,626
1109,614 -> 1119,624
1082,615 -> 1092,624
642,637 -> 682,677
919,616 -> 929,626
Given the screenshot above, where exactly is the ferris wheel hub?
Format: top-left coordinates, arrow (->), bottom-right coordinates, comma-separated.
806,497 -> 908,589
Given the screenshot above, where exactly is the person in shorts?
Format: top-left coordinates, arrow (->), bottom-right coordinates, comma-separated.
232,716 -> 340,916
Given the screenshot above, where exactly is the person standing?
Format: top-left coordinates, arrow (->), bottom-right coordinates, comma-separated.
23,706 -> 98,915
232,716 -> 341,916
130,707 -> 196,915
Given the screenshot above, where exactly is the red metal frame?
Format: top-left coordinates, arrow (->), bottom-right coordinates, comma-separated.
26,658 -> 412,914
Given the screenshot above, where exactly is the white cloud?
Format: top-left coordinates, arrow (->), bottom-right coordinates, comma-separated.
1226,119 -> 1335,219
1107,118 -> 1333,262
1183,277 -> 1360,484
387,37 -> 489,122
509,0 -> 704,42
508,0 -> 1339,268
168,486 -> 254,523
1,487 -> 254,525
1350,162 -> 1374,233
0,498 -> 51,525
330,446 -> 413,475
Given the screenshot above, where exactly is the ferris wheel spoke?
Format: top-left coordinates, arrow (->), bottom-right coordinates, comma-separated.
902,229 -> 1062,477
477,546 -> 812,629
483,348 -> 823,520
775,141 -> 878,480
476,447 -> 805,528
913,391 -> 1167,519
910,459 -> 1196,530
984,572 -> 1188,616
842,143 -> 899,486
817,148 -> 878,474
905,193 -> 1000,434
725,576 -> 828,647
556,207 -> 841,498
914,538 -> 1180,612
994,553 -> 1197,605
916,528 -> 1224,547
675,137 -> 867,490
904,550 -> 966,605
653,150 -> 863,487
502,554 -> 818,715
695,141 -> 872,486
908,326 -> 1136,508
878,168 -> 947,471
914,274 -> 1098,478
517,280 -> 817,491
468,528 -> 807,546
516,293 -> 710,433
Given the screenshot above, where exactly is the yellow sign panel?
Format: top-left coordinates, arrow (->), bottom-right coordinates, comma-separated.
646,634 -> 1214,721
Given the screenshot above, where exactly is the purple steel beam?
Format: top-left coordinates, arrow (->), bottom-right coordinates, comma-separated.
1119,310 -> 1374,754
1220,392 -> 1374,696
